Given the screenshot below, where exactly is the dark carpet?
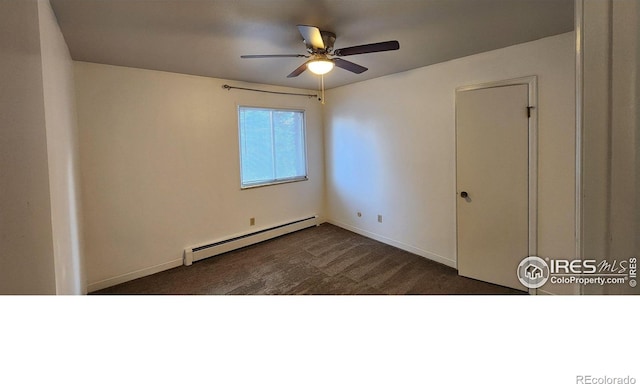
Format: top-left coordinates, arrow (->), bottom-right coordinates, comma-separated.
93,223 -> 525,295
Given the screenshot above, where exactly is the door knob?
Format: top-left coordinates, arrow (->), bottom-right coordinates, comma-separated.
460,191 -> 468,198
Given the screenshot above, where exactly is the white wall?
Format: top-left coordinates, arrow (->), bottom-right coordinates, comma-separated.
74,63 -> 325,291
0,0 -> 83,294
38,0 -> 85,295
0,0 -> 56,294
324,32 -> 576,294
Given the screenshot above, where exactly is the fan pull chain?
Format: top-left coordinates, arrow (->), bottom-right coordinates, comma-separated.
320,74 -> 326,105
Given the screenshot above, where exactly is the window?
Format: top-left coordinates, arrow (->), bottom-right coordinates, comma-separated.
238,106 -> 307,188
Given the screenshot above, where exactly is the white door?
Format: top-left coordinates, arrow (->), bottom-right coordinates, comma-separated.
456,84 -> 530,291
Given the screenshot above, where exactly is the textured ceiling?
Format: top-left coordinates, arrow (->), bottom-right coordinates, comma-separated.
50,0 -> 574,90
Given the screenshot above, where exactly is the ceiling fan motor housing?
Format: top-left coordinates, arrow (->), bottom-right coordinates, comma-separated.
305,31 -> 336,54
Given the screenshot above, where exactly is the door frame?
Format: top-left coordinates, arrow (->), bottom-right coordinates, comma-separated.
454,76 -> 538,294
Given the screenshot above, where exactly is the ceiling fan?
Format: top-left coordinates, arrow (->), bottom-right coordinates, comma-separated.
241,25 -> 400,78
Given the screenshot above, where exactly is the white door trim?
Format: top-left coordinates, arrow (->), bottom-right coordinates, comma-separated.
455,76 -> 538,294
574,0 -> 584,295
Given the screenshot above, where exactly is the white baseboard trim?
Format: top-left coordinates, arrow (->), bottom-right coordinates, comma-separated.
87,258 -> 183,293
326,219 -> 456,269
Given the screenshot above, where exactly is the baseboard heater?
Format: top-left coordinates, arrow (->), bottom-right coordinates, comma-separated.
183,215 -> 319,266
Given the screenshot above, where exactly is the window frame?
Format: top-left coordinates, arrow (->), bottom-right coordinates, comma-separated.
237,105 -> 309,189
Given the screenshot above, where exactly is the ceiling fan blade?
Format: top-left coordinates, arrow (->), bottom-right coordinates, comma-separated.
333,40 -> 400,56
241,54 -> 308,59
287,60 -> 311,78
333,58 -> 368,74
297,25 -> 325,50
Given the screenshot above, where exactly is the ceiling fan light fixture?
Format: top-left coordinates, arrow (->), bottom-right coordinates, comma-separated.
307,59 -> 334,75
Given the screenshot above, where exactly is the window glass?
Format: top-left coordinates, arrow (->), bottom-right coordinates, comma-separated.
239,107 -> 307,188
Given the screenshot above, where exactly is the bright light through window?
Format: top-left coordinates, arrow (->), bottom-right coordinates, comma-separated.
238,106 -> 307,188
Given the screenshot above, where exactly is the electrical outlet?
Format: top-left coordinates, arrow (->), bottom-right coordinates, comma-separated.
357,211 -> 362,218
378,214 -> 383,223
250,217 -> 255,226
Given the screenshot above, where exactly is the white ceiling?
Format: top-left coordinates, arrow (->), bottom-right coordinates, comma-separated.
50,0 -> 574,90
